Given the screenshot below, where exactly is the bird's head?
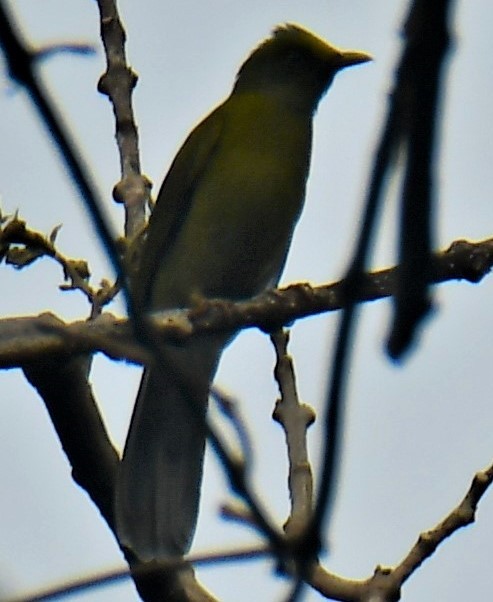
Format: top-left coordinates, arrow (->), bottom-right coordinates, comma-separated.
233,24 -> 372,112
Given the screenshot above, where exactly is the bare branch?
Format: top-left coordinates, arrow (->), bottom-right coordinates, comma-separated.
211,387 -> 254,469
303,460 -> 493,601
271,330 -> 315,539
10,545 -> 268,602
309,5 -> 458,596
1,237 -> 491,369
387,0 -> 455,358
0,213 -> 115,315
22,355 -> 119,532
95,0 -> 150,239
392,461 -> 493,585
36,42 -> 96,61
0,0 -> 126,295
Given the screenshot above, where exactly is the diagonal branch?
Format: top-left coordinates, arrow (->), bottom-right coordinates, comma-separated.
392,461 -> 493,586
22,355 -> 119,531
309,6 -> 458,594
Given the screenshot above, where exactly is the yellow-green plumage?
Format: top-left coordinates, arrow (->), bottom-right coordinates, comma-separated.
115,24 -> 370,562
146,96 -> 311,306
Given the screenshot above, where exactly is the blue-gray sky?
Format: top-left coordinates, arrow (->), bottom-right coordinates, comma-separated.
1,1 -> 493,601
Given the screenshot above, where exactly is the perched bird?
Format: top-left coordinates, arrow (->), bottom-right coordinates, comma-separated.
115,24 -> 371,563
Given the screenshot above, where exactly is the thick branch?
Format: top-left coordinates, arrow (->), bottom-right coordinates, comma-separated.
387,0 -> 455,358
22,355 -> 119,531
0,237 -> 491,369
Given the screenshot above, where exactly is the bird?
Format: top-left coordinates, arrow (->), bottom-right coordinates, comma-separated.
115,23 -> 371,564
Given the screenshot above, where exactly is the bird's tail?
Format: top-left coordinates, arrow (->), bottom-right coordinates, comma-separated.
115,338 -> 223,561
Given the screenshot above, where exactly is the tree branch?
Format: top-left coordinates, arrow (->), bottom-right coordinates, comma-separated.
95,0 -> 150,239
1,237 -> 491,369
309,5 -> 457,598
271,330 -> 315,539
387,0 -> 455,358
22,355 -> 119,531
0,0 -> 125,292
306,459 -> 493,601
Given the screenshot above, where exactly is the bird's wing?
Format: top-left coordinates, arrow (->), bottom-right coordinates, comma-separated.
136,104 -> 226,305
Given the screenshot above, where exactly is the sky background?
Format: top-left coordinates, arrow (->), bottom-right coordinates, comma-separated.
1,1 -> 493,601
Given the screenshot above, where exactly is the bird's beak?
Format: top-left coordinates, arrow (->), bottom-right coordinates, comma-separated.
337,49 -> 373,69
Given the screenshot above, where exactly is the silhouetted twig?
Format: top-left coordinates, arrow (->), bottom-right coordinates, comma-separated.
307,6 -> 457,595
0,0 -> 127,306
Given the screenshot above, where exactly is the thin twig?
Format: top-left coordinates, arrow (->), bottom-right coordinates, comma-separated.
392,461 -> 493,585
308,2 -> 457,587
0,0 -> 128,308
211,387 -> 254,469
271,330 -> 315,539
95,0 -> 150,239
0,213 -> 119,316
9,545 -> 270,602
